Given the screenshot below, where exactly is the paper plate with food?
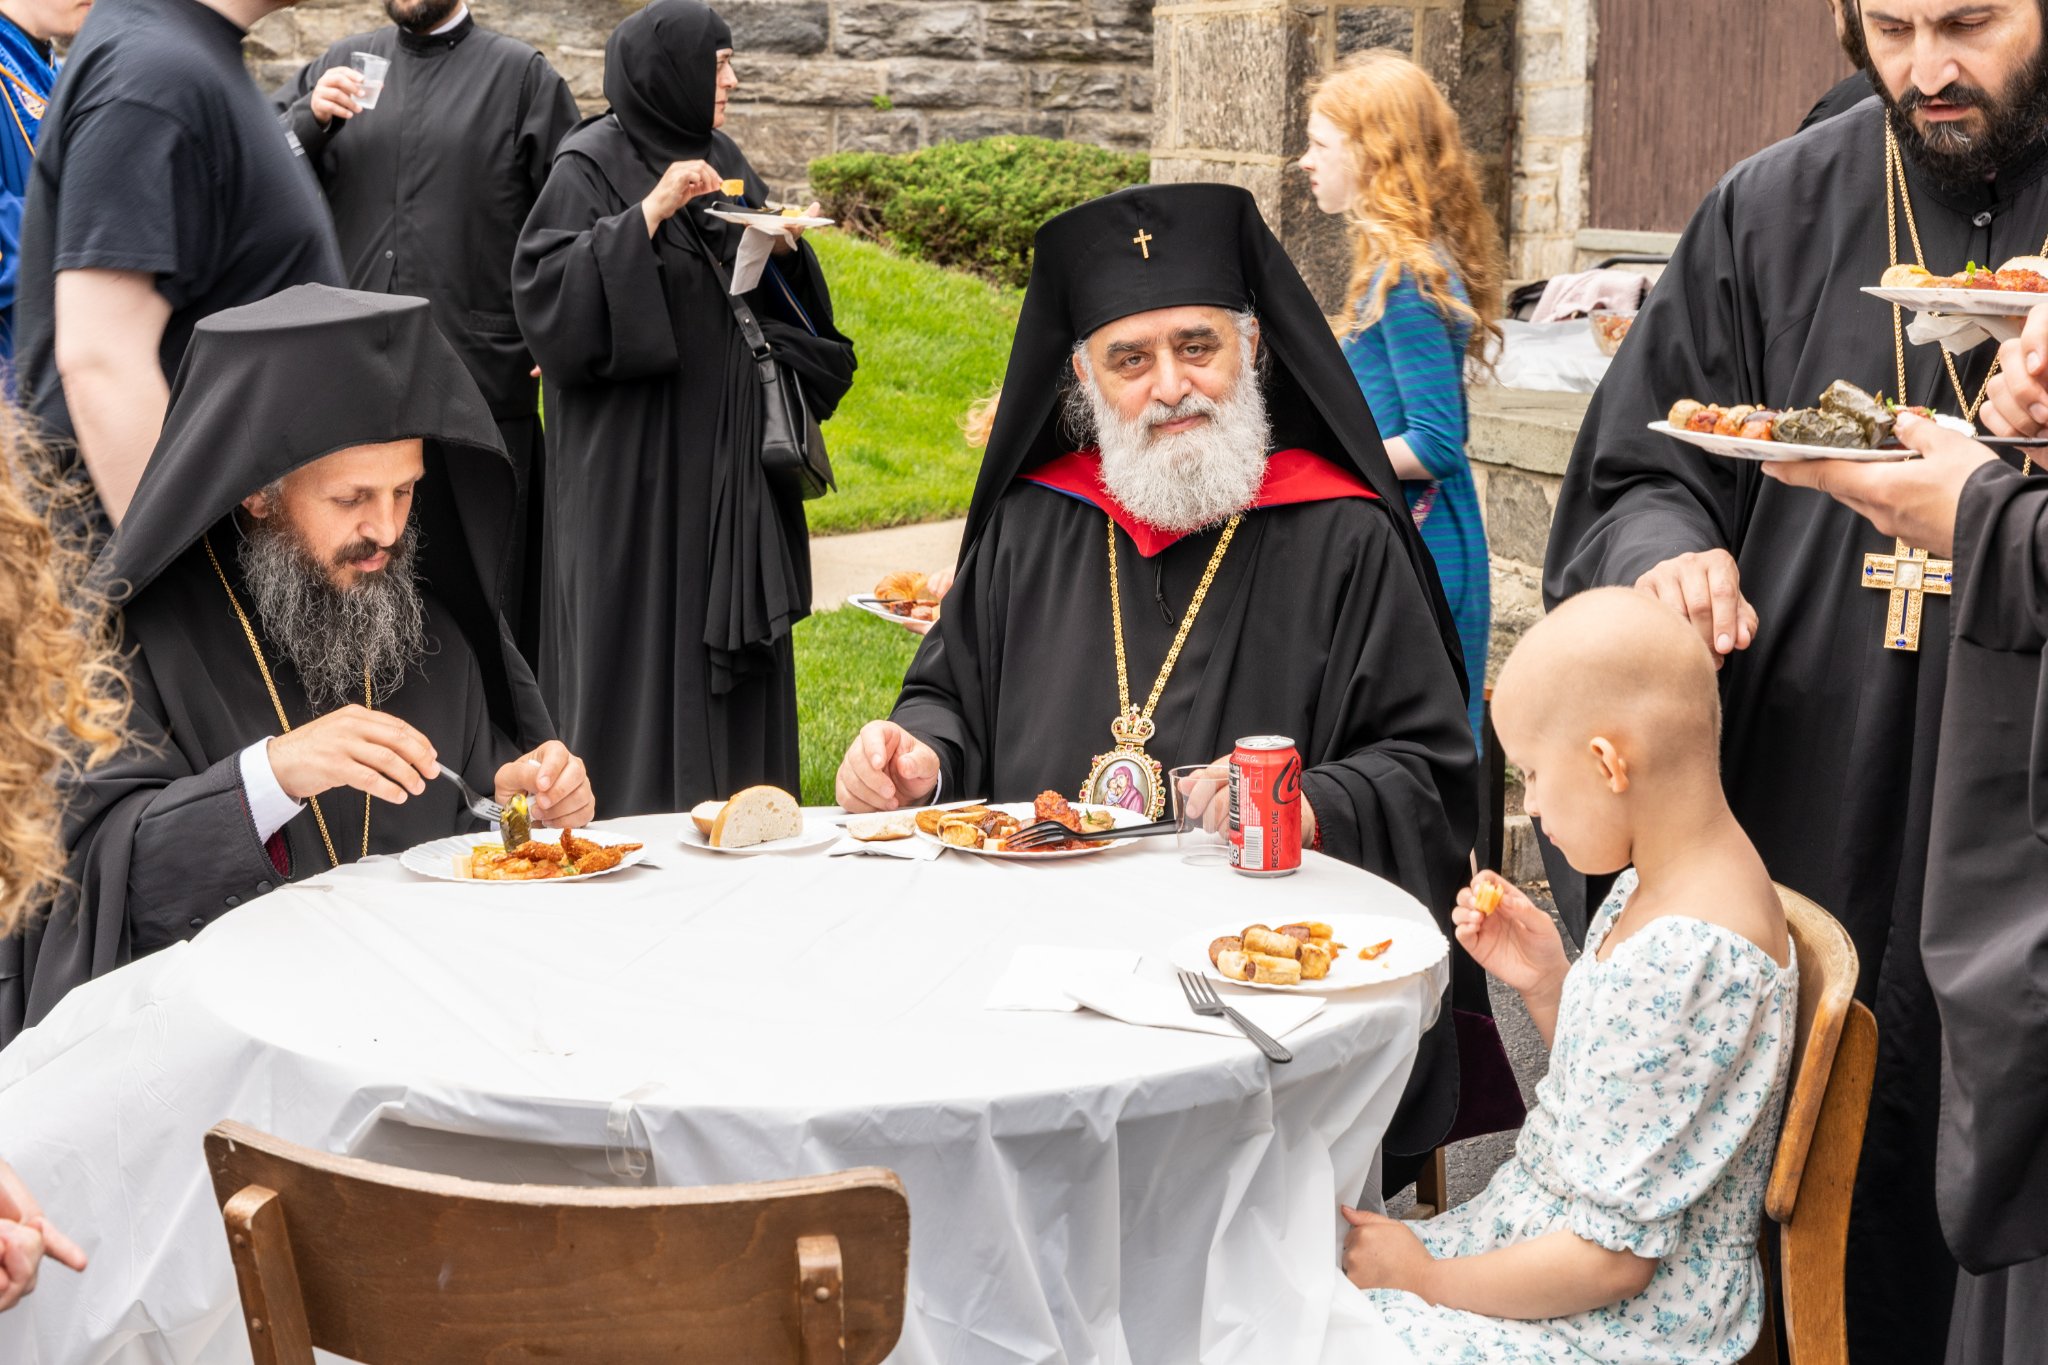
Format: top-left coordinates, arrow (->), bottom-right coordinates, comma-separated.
914,790 -> 1144,859
680,785 -> 838,855
400,826 -> 648,883
707,204 -> 834,231
848,571 -> 942,631
1650,380 -> 1973,462
1170,915 -> 1448,994
1864,258 -> 2048,319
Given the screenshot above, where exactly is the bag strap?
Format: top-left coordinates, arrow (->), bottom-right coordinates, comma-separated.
677,210 -> 775,365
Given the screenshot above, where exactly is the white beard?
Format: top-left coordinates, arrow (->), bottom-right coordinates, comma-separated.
1091,361 -> 1271,534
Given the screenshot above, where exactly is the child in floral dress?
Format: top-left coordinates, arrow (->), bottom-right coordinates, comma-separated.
1323,587 -> 1797,1364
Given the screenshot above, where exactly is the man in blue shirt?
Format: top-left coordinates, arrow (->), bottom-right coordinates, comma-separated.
0,0 -> 90,380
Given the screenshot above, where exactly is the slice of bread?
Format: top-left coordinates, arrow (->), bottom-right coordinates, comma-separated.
2001,255 -> 2048,275
709,785 -> 803,848
689,799 -> 725,836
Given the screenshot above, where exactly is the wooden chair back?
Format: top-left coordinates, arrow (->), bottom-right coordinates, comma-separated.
204,1120 -> 910,1365
1741,885 -> 1879,1365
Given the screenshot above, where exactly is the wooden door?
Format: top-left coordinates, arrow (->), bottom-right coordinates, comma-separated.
1591,0 -> 1853,233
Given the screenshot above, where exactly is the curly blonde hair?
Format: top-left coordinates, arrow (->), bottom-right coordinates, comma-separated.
0,406 -> 128,936
1310,51 -> 1505,367
961,388 -> 1002,449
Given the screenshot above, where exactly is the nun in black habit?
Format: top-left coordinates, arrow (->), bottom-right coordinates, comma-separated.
513,0 -> 855,818
2,285 -> 560,1043
846,184 -> 1485,1162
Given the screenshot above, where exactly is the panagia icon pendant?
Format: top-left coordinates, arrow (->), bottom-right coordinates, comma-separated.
1082,709 -> 1166,819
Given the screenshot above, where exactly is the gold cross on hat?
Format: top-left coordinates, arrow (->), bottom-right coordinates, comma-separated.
1860,538 -> 1953,651
1132,228 -> 1153,260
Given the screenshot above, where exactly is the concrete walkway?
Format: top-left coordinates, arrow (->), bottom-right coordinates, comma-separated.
809,518 -> 966,613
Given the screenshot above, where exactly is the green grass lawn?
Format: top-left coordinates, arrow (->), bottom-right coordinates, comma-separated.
809,231 -> 1021,534
793,606 -> 925,805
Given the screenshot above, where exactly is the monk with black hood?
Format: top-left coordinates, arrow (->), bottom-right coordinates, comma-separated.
4,286 -> 584,1042
837,183 -> 1484,1164
513,0 -> 856,817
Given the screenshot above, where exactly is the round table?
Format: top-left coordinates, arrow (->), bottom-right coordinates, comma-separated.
0,811 -> 1444,1364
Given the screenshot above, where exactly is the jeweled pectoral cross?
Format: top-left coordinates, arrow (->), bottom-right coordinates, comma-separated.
1860,538 -> 1953,651
1132,228 -> 1153,260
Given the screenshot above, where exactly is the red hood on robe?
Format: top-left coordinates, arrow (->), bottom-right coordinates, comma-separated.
1019,448 -> 1378,557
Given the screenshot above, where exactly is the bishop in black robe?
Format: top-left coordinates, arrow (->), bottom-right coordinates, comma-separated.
0,286 -> 557,1044
513,0 -> 855,817
274,4 -> 580,665
1542,98 -> 2048,1363
857,183 -> 1479,1161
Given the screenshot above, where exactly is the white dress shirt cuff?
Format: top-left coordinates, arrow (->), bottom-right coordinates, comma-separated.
238,739 -> 306,844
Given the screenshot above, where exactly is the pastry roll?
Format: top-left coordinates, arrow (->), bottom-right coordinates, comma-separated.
1298,941 -> 1334,980
1209,935 -> 1244,967
1216,950 -> 1253,982
1244,953 -> 1302,986
1241,926 -> 1302,960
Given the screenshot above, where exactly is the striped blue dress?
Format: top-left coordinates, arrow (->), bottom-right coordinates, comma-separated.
1341,266 -> 1490,750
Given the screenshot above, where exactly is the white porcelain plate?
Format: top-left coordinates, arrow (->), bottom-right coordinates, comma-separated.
1170,914 -> 1449,994
399,827 -> 650,883
1647,415 -> 1975,464
915,801 -> 1146,859
677,815 -> 841,856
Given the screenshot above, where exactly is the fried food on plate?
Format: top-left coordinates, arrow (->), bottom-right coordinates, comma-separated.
1214,921 -> 1340,986
459,830 -> 642,880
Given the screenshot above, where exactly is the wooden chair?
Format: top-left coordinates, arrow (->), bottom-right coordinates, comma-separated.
1741,884 -> 1879,1365
204,1120 -> 910,1365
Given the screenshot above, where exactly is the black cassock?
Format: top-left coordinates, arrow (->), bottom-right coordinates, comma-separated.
1544,100 -> 2048,1364
513,116 -> 853,817
2,286 -> 552,1043
1924,463 -> 2048,1365
893,480 -> 1475,1152
276,15 -> 580,662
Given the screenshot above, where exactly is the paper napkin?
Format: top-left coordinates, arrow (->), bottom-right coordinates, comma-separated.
984,946 -> 1144,1012
1062,972 -> 1325,1039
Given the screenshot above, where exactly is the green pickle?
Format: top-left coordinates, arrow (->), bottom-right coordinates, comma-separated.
501,793 -> 532,851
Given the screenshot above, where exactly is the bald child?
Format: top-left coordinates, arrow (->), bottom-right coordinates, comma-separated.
1321,587 -> 1796,1364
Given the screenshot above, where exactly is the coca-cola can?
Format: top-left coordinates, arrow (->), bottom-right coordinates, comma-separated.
1229,735 -> 1302,876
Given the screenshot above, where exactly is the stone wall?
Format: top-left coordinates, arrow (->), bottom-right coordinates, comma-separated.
1506,0 -> 1592,279
247,1 -> 1156,192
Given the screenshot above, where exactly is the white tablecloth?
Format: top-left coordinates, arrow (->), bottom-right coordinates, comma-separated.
0,812 -> 1444,1365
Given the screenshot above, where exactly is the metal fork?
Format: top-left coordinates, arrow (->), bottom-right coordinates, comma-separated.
1176,971 -> 1292,1063
437,767 -> 506,826
1002,817 -> 1179,851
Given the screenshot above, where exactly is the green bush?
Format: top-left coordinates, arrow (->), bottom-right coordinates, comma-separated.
810,137 -> 1150,289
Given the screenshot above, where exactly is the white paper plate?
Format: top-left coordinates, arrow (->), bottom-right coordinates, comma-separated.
916,801 -> 1146,859
1170,915 -> 1448,994
845,593 -> 932,630
399,827 -> 650,884
1647,415 -> 1974,463
708,206 -> 834,230
1863,284 -> 2046,318
677,814 -> 840,856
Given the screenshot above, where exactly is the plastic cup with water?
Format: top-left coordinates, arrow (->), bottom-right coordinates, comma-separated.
1169,763 -> 1232,866
350,52 -> 390,110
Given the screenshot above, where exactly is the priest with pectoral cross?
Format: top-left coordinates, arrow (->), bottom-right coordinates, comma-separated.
1542,3 -> 2048,1359
4,285 -> 584,1043
836,183 -> 1480,1162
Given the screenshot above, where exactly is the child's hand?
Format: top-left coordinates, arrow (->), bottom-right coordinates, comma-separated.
1453,871 -> 1570,1000
1339,1206 -> 1435,1296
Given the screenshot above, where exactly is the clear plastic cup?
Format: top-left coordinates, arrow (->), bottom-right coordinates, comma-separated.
1169,763 -> 1232,866
350,52 -> 390,109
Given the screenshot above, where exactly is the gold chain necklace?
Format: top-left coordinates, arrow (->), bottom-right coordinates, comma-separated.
1885,122 -> 2048,469
203,534 -> 372,868
1081,514 -> 1241,820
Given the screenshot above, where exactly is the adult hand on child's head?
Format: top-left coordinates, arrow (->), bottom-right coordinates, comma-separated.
1632,548 -> 1757,669
1453,872 -> 1569,1000
1339,1206 -> 1435,1296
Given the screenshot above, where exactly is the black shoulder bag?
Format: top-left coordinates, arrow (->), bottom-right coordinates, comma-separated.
682,214 -> 835,500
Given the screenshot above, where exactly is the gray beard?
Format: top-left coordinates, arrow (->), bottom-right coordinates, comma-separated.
1086,359 -> 1272,534
238,520 -> 427,713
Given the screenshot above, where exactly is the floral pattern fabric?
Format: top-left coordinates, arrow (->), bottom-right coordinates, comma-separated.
1329,870 -> 1797,1363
